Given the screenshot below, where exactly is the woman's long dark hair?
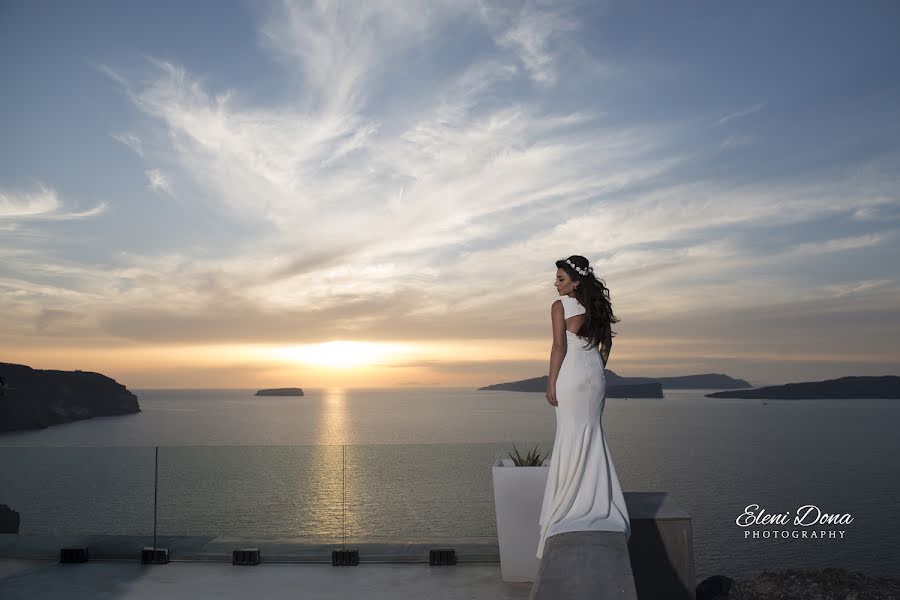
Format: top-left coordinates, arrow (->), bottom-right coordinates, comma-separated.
556,255 -> 620,351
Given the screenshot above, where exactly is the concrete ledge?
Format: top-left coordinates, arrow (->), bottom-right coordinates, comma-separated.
529,530 -> 636,600
530,492 -> 694,600
625,492 -> 695,600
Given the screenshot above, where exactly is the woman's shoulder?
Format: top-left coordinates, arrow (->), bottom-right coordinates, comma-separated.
556,296 -> 586,317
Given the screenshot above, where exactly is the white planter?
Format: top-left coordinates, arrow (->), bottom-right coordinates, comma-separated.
491,457 -> 550,583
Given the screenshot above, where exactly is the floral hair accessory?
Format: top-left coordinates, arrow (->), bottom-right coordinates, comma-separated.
565,259 -> 593,277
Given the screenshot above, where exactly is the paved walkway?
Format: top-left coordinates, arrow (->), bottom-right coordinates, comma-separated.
0,558 -> 533,599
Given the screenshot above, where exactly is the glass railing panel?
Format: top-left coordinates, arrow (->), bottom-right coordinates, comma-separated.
0,446 -> 156,558
341,441 -> 554,560
155,444 -> 345,560
0,441 -> 556,562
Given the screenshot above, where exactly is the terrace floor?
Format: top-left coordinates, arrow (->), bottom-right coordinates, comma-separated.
0,557 -> 534,599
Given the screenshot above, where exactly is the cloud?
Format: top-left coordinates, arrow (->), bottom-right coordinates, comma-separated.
814,278 -> 896,298
784,232 -> 890,257
714,102 -> 765,126
3,170 -> 894,347
110,131 -> 144,157
720,134 -> 753,149
850,197 -> 900,221
145,169 -> 175,197
35,308 -> 85,332
258,0 -> 467,114
0,183 -> 106,220
99,20 -> 676,264
0,183 -> 59,217
492,3 -> 579,85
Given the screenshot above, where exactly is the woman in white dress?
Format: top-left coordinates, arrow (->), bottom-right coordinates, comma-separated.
536,255 -> 631,559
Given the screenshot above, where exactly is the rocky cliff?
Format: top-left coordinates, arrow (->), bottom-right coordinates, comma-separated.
0,362 -> 140,433
705,375 -> 900,399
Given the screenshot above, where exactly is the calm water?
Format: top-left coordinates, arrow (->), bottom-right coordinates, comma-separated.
1,387 -> 898,580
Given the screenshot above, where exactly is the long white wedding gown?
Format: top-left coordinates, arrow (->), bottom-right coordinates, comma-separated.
536,295 -> 631,559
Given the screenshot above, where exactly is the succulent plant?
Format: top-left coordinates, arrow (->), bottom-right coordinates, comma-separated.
508,442 -> 551,466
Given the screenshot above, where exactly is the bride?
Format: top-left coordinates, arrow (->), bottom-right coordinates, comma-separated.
537,255 -> 631,559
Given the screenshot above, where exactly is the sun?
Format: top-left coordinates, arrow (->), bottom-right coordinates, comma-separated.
271,341 -> 398,369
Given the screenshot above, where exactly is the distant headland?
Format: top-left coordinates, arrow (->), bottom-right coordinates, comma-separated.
605,372 -> 750,389
255,387 -> 305,396
0,362 -> 140,433
705,375 -> 900,399
479,373 -> 663,397
479,370 -> 750,397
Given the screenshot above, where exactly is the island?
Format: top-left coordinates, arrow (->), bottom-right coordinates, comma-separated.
605,372 -> 750,389
0,362 -> 141,433
479,373 -> 663,398
255,387 -> 305,396
704,375 -> 900,399
479,369 -> 752,397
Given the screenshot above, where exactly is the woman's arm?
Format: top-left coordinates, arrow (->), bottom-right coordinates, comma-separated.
600,327 -> 612,367
548,300 -> 567,385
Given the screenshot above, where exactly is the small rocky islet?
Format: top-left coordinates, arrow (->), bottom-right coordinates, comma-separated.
254,387 -> 305,396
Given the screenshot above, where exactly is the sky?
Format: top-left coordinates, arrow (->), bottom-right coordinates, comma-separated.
1,0 -> 899,389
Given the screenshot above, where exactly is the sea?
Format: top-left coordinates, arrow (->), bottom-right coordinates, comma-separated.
1,387 -> 898,581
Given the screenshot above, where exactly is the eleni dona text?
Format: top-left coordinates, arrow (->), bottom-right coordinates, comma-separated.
736,504 -> 853,527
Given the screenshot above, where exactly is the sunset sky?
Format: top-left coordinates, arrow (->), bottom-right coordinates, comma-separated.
2,1 -> 899,389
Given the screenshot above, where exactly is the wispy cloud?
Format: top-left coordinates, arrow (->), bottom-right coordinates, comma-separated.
145,168 -> 175,197
258,0 -> 466,114
815,278 -> 896,298
491,3 -> 579,85
100,25 -> 676,262
110,131 -> 144,157
720,134 -> 754,149
0,184 -> 59,217
714,102 -> 765,126
785,233 -> 890,257
35,308 -> 85,332
0,183 -> 106,220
